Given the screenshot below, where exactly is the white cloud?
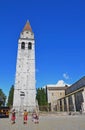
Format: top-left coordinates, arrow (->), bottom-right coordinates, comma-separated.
46,80 -> 70,87
63,73 -> 69,79
56,80 -> 66,86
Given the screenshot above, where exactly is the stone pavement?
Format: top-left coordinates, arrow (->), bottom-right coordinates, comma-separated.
0,114 -> 85,130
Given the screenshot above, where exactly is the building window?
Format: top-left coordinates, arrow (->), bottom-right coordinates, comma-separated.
52,93 -> 54,96
28,42 -> 32,49
60,93 -> 62,95
19,65 -> 21,68
21,42 -> 25,49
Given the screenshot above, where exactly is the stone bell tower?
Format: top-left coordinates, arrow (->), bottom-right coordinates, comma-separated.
13,21 -> 36,112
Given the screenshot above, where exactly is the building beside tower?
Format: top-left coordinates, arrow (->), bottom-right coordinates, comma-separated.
46,76 -> 85,113
13,21 -> 36,112
57,76 -> 85,113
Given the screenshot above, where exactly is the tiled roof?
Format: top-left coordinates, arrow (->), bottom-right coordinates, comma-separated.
23,21 -> 32,32
65,76 -> 85,95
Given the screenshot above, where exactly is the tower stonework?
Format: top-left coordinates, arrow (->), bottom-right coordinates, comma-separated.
13,21 -> 36,112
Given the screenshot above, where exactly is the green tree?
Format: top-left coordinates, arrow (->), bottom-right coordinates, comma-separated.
7,85 -> 14,107
0,89 -> 6,106
36,88 -> 47,106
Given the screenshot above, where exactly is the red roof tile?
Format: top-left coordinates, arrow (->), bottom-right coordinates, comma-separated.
23,21 -> 32,32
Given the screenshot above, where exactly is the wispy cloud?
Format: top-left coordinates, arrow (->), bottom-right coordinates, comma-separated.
63,73 -> 70,80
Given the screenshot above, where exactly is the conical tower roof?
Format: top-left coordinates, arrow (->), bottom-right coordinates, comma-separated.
23,21 -> 32,32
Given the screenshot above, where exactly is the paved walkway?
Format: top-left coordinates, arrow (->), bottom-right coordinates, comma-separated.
0,115 -> 85,130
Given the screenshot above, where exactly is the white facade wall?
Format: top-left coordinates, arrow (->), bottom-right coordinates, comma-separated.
47,86 -> 66,111
47,90 -> 65,103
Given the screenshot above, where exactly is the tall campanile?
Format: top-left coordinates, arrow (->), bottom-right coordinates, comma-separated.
13,21 -> 36,112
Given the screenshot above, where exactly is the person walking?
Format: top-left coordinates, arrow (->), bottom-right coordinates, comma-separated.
23,110 -> 28,124
11,109 -> 16,124
32,111 -> 39,124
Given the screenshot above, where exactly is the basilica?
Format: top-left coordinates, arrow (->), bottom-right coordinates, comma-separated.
46,76 -> 85,113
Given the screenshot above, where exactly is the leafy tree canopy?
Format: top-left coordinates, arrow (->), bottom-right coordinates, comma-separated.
7,85 -> 14,107
0,89 -> 6,106
36,88 -> 47,106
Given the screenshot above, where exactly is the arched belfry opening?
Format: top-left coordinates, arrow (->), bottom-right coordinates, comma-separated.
28,42 -> 32,49
21,42 -> 25,49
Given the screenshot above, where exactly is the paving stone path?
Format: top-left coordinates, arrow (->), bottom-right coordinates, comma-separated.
0,114 -> 85,130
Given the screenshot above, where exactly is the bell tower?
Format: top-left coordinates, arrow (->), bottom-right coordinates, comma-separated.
13,21 -> 36,111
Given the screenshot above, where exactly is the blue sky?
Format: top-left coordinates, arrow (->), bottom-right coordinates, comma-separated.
0,0 -> 85,96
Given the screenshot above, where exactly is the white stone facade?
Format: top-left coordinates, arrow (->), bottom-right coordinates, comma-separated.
46,85 -> 66,111
13,22 -> 36,112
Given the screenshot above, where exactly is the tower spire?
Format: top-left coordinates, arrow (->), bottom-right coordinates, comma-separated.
23,21 -> 32,32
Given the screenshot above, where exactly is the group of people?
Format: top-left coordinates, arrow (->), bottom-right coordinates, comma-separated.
11,109 -> 39,124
